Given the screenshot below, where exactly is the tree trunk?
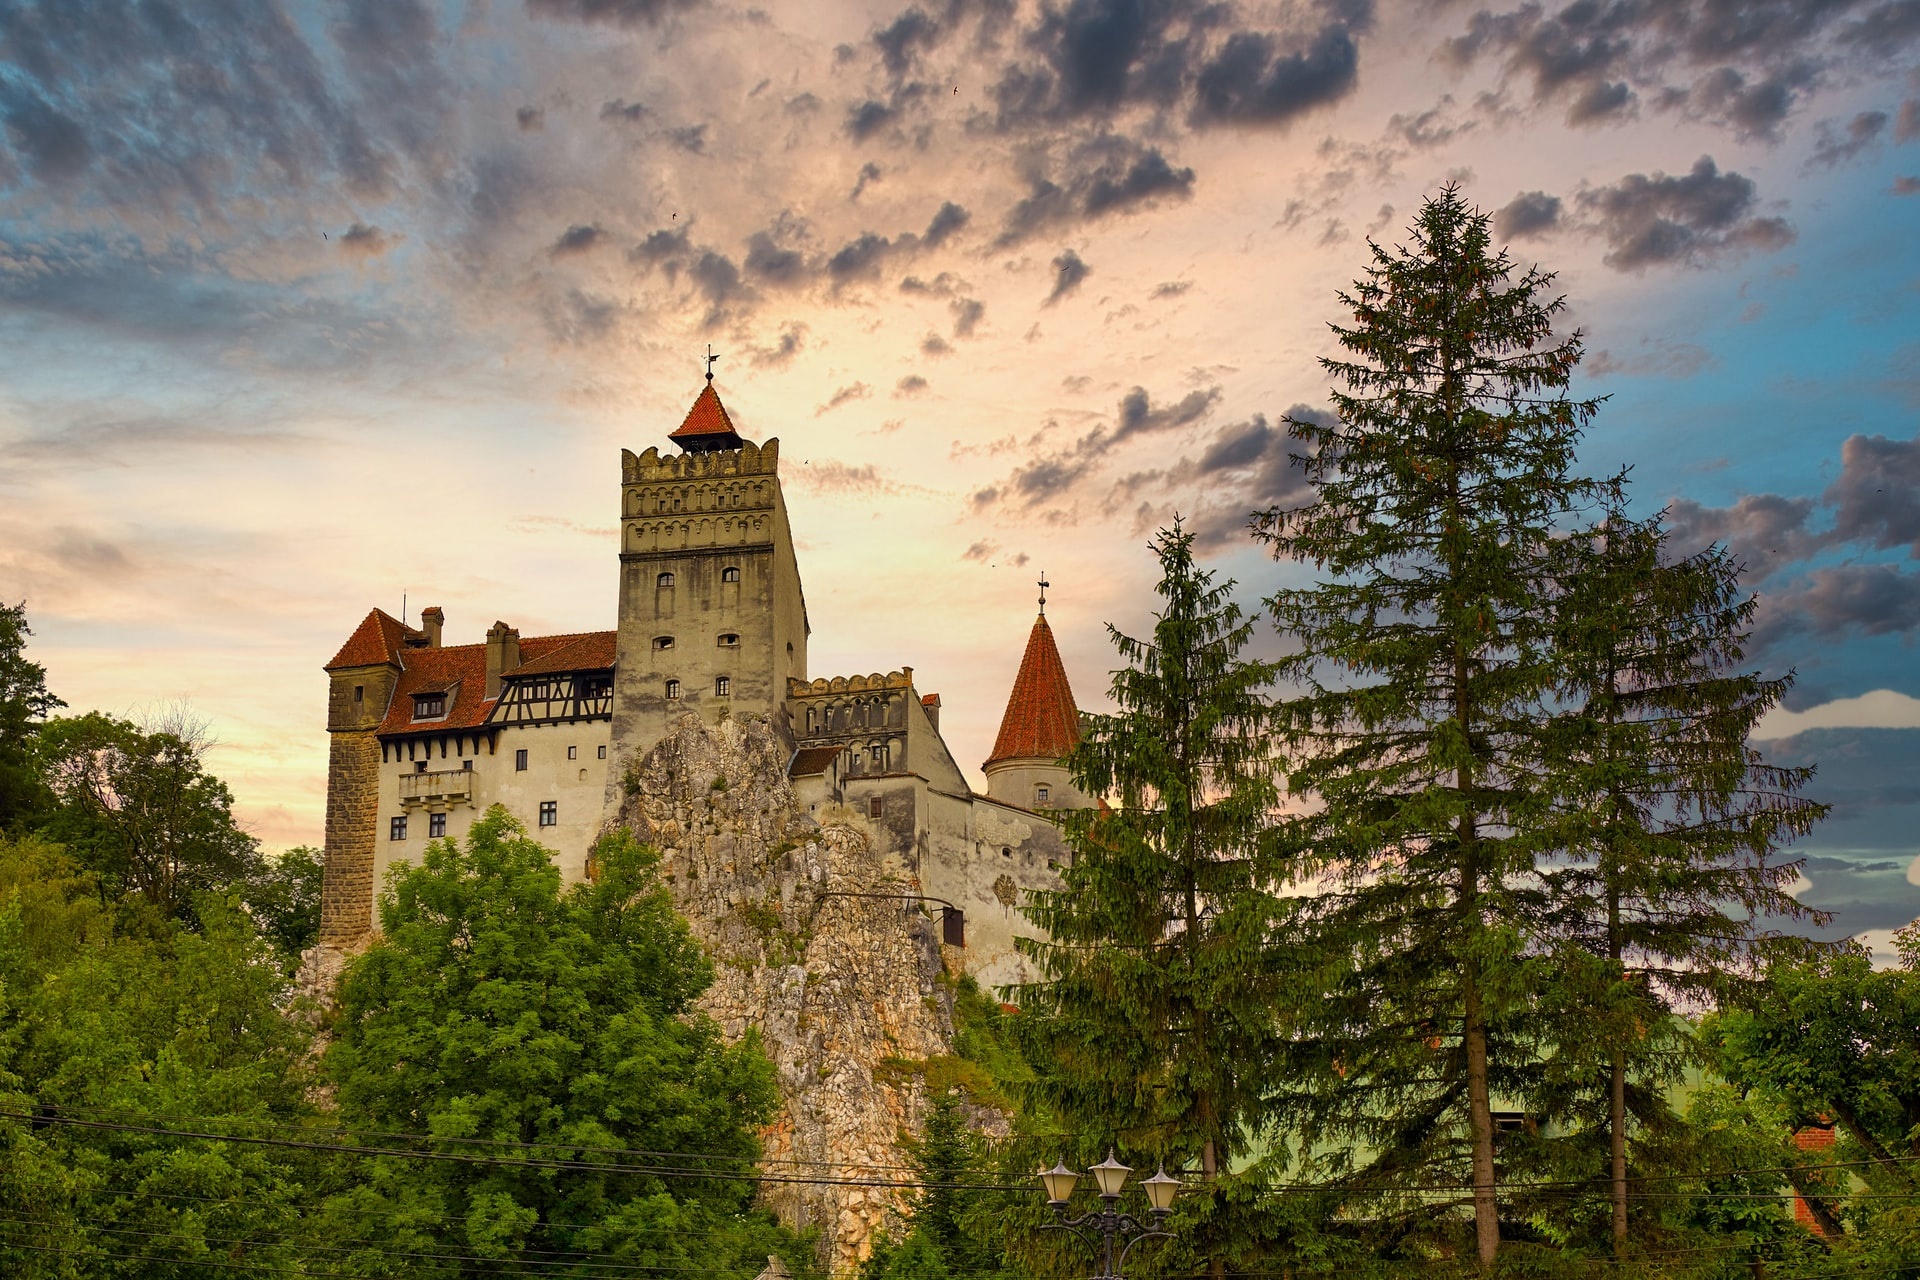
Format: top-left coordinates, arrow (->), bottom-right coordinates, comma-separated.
1464,972 -> 1500,1267
1608,873 -> 1628,1253
1203,1138 -> 1224,1280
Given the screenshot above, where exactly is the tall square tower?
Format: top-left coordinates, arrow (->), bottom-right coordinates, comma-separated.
604,382 -> 809,790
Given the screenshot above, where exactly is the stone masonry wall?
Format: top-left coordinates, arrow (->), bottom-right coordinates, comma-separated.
319,728 -> 381,946
607,713 -> 961,1274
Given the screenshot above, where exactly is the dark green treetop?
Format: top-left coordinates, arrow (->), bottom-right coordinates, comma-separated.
1014,522 -> 1292,1279
1253,185 -> 1612,1267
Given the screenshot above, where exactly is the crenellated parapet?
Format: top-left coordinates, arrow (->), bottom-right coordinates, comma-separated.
786,669 -> 915,697
622,437 -> 781,484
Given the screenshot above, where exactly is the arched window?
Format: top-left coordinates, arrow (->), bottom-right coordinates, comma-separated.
718,633 -> 739,647
657,572 -> 675,588
664,679 -> 681,699
653,635 -> 674,650
714,675 -> 731,697
721,566 -> 740,582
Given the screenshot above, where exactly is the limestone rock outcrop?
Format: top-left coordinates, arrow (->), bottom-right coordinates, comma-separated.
607,713 -> 959,1271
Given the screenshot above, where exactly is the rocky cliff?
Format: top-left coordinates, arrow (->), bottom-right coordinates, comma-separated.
606,713 -> 963,1272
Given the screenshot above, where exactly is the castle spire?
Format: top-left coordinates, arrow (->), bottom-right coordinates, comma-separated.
668,376 -> 745,452
983,608 -> 1080,772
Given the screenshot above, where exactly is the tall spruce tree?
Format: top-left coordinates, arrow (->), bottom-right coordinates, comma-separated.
1539,507 -> 1826,1255
1254,186 -> 1609,1266
1012,523 -> 1289,1280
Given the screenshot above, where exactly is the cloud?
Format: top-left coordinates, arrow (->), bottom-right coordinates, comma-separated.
791,459 -> 895,495
921,332 -> 953,356
1896,176 -> 1920,194
961,540 -> 996,562
996,137 -> 1196,245
1899,98 -> 1920,141
517,105 -> 546,131
814,383 -> 871,415
748,322 -> 807,367
1824,431 -> 1920,555
895,375 -> 929,396
846,99 -> 897,140
1809,110 -> 1889,167
950,296 -> 984,337
1046,249 -> 1090,304
1665,493 -> 1823,580
978,383 -> 1222,511
1758,563 -> 1920,644
1151,280 -> 1192,298
1191,27 -> 1362,125
550,223 -> 605,256
524,0 -> 701,27
1495,190 -> 1562,239
923,201 -> 971,248
337,222 -> 393,257
851,161 -> 883,199
1576,156 -> 1794,270
1586,341 -> 1715,378
1755,689 -> 1920,738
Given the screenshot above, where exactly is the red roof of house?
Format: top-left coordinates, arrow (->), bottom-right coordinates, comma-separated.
510,631 -> 618,677
668,384 -> 744,449
325,609 -> 417,670
983,615 -> 1080,769
789,745 -> 844,778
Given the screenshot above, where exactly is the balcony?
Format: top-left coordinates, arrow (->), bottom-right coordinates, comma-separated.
399,769 -> 475,809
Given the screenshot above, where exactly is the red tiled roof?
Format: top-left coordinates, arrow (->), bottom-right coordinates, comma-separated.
921,693 -> 940,706
668,384 -> 743,447
510,631 -> 618,676
365,628 -> 618,736
983,615 -> 1080,770
325,609 -> 416,670
789,745 -> 844,778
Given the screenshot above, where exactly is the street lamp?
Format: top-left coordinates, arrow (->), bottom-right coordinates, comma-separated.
1038,1150 -> 1179,1280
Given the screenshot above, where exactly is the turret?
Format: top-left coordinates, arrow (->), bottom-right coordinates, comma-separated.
982,586 -> 1087,811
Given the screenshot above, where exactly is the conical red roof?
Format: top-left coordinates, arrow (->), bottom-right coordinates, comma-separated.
984,615 -> 1080,769
668,383 -> 744,451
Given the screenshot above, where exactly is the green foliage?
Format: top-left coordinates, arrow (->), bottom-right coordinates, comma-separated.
0,833 -> 317,1278
35,709 -> 262,923
1254,185 -> 1613,1264
1013,522 -> 1295,1277
321,806 -> 809,1278
1709,932 -> 1920,1265
1533,507 -> 1827,1252
0,602 -> 62,832
861,1091 -> 1015,1280
241,843 -> 325,963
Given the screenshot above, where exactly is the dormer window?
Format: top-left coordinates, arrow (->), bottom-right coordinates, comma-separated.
654,636 -> 675,650
412,692 -> 446,721
657,572 -> 675,588
718,633 -> 739,647
721,566 -> 740,583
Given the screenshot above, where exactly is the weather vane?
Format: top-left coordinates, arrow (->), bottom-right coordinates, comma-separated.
705,344 -> 719,383
1038,570 -> 1050,616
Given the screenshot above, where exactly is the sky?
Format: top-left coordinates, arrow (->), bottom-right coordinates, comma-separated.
1,0 -> 1917,955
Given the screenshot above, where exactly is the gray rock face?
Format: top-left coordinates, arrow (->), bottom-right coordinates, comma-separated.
608,713 -> 960,1271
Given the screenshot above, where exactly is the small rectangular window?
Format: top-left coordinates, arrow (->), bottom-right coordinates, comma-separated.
415,760 -> 428,773
429,812 -> 447,839
597,745 -> 607,759
515,749 -> 529,771
869,797 -> 884,818
568,745 -> 578,760
463,758 -> 473,771
354,685 -> 364,703
539,801 -> 557,827
412,692 -> 446,720
1037,785 -> 1050,803
389,816 -> 407,841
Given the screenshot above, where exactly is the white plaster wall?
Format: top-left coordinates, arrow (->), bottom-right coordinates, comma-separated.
373,720 -> 613,908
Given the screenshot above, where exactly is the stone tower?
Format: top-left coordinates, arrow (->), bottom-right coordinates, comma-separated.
982,608 -> 1087,810
318,608 -> 414,946
605,380 -> 810,794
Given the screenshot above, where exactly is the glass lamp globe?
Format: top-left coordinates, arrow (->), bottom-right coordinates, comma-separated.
1142,1165 -> 1180,1214
1090,1149 -> 1132,1198
1041,1162 -> 1079,1206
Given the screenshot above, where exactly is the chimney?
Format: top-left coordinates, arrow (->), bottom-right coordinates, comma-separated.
485,620 -> 521,698
420,606 -> 444,648
922,692 -> 940,733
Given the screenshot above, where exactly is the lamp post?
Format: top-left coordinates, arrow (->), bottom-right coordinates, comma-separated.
1039,1150 -> 1180,1280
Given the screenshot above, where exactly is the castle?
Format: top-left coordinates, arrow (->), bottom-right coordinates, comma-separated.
317,376 -> 1089,986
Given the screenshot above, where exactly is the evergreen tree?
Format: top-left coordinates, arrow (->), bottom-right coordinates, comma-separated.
1537,507 -> 1827,1254
0,601 -> 63,831
1253,186 -> 1609,1266
1013,522 -> 1288,1280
